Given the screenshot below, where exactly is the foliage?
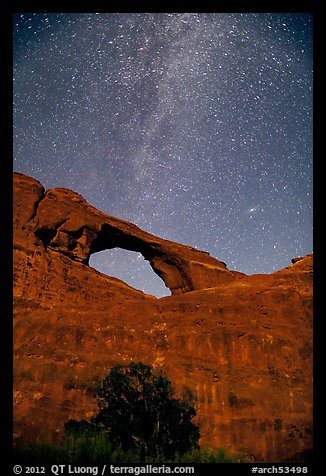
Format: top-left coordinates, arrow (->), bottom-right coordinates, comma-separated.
13,436 -> 242,464
13,363 -> 245,463
64,418 -> 97,437
173,446 -> 244,463
14,442 -> 64,464
71,362 -> 200,461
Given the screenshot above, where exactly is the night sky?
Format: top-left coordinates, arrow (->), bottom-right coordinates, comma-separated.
13,13 -> 313,297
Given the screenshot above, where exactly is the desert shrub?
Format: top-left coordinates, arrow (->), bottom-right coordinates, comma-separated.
13,438 -> 241,464
66,362 -> 199,461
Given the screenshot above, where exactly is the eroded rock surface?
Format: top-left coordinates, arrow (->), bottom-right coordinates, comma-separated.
13,172 -> 313,462
16,172 -> 237,295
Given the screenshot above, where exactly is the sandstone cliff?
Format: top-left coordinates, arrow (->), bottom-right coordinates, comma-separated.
13,172 -> 313,462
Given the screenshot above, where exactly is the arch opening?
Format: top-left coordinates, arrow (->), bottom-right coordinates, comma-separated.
89,248 -> 171,298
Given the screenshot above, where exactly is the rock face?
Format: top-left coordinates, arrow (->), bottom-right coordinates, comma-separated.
13,172 -> 313,462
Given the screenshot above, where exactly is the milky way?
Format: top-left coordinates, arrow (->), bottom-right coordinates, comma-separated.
13,13 -> 313,297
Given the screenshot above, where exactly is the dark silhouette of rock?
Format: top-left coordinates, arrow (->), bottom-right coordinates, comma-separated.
13,172 -> 313,462
291,257 -> 304,265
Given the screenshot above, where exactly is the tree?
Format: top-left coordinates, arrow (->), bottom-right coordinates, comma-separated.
67,362 -> 199,461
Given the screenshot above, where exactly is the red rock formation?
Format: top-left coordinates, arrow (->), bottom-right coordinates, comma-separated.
13,172 -> 313,462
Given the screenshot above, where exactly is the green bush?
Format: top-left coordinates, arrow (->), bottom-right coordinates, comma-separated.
13,363 -> 243,463
13,443 -> 64,464
14,437 -> 241,463
66,362 -> 200,461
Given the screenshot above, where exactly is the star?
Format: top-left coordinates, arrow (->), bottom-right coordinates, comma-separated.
247,207 -> 259,215
13,12 -> 313,296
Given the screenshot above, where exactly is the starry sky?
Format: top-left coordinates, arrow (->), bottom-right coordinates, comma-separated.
13,12 -> 313,297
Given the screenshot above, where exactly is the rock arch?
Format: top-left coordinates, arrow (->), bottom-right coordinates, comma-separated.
15,174 -> 239,294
